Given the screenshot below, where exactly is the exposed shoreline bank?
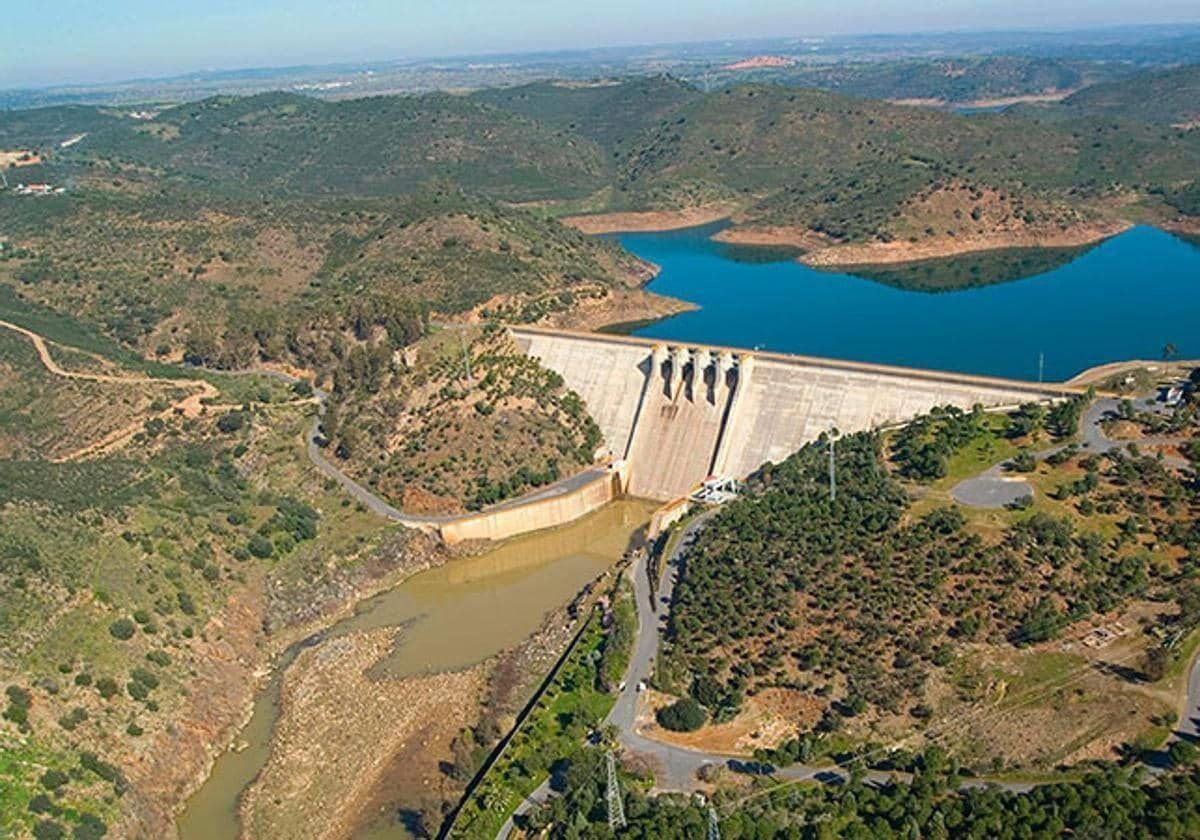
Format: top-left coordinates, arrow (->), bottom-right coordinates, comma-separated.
560,205 -> 735,234
719,220 -> 1134,267
563,208 -> 1153,268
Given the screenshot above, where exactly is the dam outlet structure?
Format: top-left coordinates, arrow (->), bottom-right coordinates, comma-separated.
512,326 -> 1077,502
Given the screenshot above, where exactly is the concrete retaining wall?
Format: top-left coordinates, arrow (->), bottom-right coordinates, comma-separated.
648,498 -> 692,540
439,469 -> 620,545
721,357 -> 1054,480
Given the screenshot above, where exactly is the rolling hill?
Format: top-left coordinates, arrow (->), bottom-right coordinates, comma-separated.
1060,63 -> 1200,127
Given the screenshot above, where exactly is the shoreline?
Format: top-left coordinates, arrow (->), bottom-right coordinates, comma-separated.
798,220 -> 1132,267
560,205 -> 734,234
169,532 -> 448,840
562,207 -> 1147,267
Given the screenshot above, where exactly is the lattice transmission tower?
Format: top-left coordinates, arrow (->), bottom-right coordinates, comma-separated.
605,750 -> 626,831
708,805 -> 721,840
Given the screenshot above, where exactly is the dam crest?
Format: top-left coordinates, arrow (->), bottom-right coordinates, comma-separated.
513,326 -> 1074,502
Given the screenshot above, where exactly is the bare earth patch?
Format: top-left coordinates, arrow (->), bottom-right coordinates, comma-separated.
711,225 -> 834,252
240,627 -> 488,840
802,219 -> 1131,266
547,287 -> 694,332
637,688 -> 821,755
561,205 -> 735,234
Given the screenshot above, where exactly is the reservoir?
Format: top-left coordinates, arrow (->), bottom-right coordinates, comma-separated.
176,499 -> 654,840
617,224 -> 1200,381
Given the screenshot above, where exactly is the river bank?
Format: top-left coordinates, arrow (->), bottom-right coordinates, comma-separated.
175,499 -> 654,839
166,529 -> 447,840
560,205 -> 736,234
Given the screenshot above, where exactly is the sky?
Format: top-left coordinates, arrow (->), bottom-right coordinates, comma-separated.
3,0 -> 1199,88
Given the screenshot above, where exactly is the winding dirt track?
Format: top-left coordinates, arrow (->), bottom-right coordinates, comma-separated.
0,318 -> 320,461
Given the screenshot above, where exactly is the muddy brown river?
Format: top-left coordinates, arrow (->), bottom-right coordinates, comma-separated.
176,499 -> 654,840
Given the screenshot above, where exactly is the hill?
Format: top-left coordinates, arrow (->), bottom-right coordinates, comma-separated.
690,55 -> 1122,105
48,91 -> 613,201
1060,63 -> 1200,128
610,82 -> 1200,254
470,76 -> 702,155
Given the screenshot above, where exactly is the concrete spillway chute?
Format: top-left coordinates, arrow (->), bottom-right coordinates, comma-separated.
651,344 -> 669,385
718,351 -> 735,395
693,348 -> 713,401
670,346 -> 688,397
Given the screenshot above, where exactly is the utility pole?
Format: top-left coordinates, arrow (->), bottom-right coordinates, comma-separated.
459,329 -> 473,385
827,430 -> 836,502
605,750 -> 626,831
708,805 -> 721,840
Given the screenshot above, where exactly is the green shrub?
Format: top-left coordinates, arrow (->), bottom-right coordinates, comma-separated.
108,618 -> 136,640
177,590 -> 197,615
216,411 -> 247,433
247,534 -> 274,558
145,650 -> 171,667
74,813 -> 109,840
32,820 -> 65,840
656,696 -> 706,732
39,769 -> 69,790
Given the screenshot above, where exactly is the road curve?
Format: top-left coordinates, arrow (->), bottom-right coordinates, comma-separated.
0,317 -> 616,533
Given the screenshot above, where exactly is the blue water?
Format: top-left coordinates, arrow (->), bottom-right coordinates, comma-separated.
618,224 -> 1200,381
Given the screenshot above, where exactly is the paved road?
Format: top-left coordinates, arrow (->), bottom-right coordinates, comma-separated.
953,395 -> 1192,508
1175,650 -> 1200,747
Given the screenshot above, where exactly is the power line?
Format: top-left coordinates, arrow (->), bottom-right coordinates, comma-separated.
459,329 -> 473,384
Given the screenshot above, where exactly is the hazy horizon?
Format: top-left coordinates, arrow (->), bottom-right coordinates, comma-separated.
4,1 -> 1200,90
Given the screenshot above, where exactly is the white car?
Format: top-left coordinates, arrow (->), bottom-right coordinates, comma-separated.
636,681 -> 646,693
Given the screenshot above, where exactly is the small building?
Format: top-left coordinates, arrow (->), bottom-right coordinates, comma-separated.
15,183 -> 62,196
690,476 -> 741,505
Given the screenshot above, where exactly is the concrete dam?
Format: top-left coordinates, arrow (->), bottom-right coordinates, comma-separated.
513,326 -> 1075,502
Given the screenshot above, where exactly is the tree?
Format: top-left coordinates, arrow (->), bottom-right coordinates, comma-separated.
216,411 -> 247,433
247,534 -> 274,559
1142,644 -> 1171,682
1169,739 -> 1197,767
657,697 -> 706,732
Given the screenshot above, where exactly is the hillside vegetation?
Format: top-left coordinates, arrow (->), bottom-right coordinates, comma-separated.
1061,63 -> 1200,127
1,69 -> 1198,509
690,55 -> 1123,104
0,331 -> 437,839
323,325 -> 603,513
660,401 -> 1200,772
